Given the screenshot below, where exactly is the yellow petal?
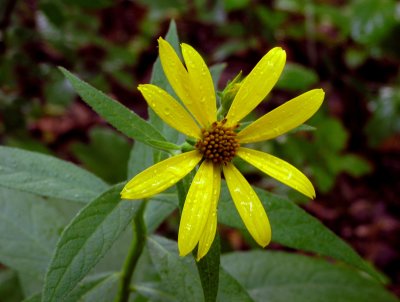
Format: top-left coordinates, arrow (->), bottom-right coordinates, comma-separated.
121,151 -> 202,200
196,214 -> 217,261
178,160 -> 220,257
181,43 -> 216,126
196,168 -> 221,260
237,148 -> 315,198
222,163 -> 271,247
158,37 -> 208,127
138,84 -> 201,139
238,89 -> 325,143
225,47 -> 286,127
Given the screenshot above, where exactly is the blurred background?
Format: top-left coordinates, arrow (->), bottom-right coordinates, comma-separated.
0,0 -> 399,297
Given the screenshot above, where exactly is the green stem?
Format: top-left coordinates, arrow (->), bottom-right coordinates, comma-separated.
114,201 -> 147,302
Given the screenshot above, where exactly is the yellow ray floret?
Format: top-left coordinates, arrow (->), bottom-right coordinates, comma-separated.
158,37 -> 209,128
181,43 -> 216,126
196,169 -> 221,260
138,84 -> 201,139
237,147 -> 316,198
225,47 -> 286,127
178,161 -> 220,256
121,151 -> 202,200
238,89 -> 325,143
223,163 -> 271,247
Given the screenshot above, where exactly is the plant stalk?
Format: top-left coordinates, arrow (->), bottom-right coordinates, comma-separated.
114,201 -> 147,302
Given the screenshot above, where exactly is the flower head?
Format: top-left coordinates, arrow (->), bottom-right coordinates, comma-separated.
121,37 -> 324,260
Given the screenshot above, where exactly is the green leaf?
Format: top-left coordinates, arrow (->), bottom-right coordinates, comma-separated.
22,293 -> 41,302
222,251 -> 398,302
350,0 -> 397,45
134,282 -> 176,302
5,136 -> 54,155
315,117 -> 348,152
217,268 -> 253,302
59,67 -> 167,147
0,269 -> 24,302
339,154 -> 372,177
0,146 -> 108,203
22,273 -> 119,302
275,63 -> 319,91
288,123 -> 316,134
223,0 -> 250,11
146,139 -> 181,152
146,235 -> 255,302
39,2 -> 65,27
312,165 -> 336,193
196,235 -> 221,302
131,244 -> 166,289
0,188 -> 80,278
70,127 -> 132,184
42,184 -> 141,302
147,235 -> 204,301
127,141 -> 154,179
218,184 -> 385,282
66,272 -> 119,302
18,271 -> 45,298
134,268 -> 254,302
145,194 -> 177,233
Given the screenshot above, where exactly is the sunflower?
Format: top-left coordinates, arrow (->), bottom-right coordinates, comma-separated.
121,37 -> 324,260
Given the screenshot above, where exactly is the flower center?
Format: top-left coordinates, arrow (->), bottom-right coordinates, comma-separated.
195,119 -> 240,164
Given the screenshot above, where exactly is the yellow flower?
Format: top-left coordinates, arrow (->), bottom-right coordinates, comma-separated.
121,37 -> 324,260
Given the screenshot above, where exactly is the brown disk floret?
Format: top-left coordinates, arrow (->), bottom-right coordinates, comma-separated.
195,119 -> 240,164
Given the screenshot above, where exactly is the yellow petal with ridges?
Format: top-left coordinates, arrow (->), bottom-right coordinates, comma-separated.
158,37 -> 207,127
178,160 -> 218,257
225,47 -> 286,127
181,43 -> 216,126
222,163 -> 271,247
237,147 -> 315,198
138,84 -> 201,139
196,213 -> 217,261
121,151 -> 202,200
196,167 -> 221,260
238,89 -> 325,143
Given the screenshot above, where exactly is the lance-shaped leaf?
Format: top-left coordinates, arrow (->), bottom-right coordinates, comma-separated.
0,188 -> 80,278
147,235 -> 203,302
65,272 -> 119,302
0,146 -> 108,203
218,183 -> 385,283
59,67 -> 167,148
222,251 -> 398,302
42,184 -> 141,302
23,273 -> 119,302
